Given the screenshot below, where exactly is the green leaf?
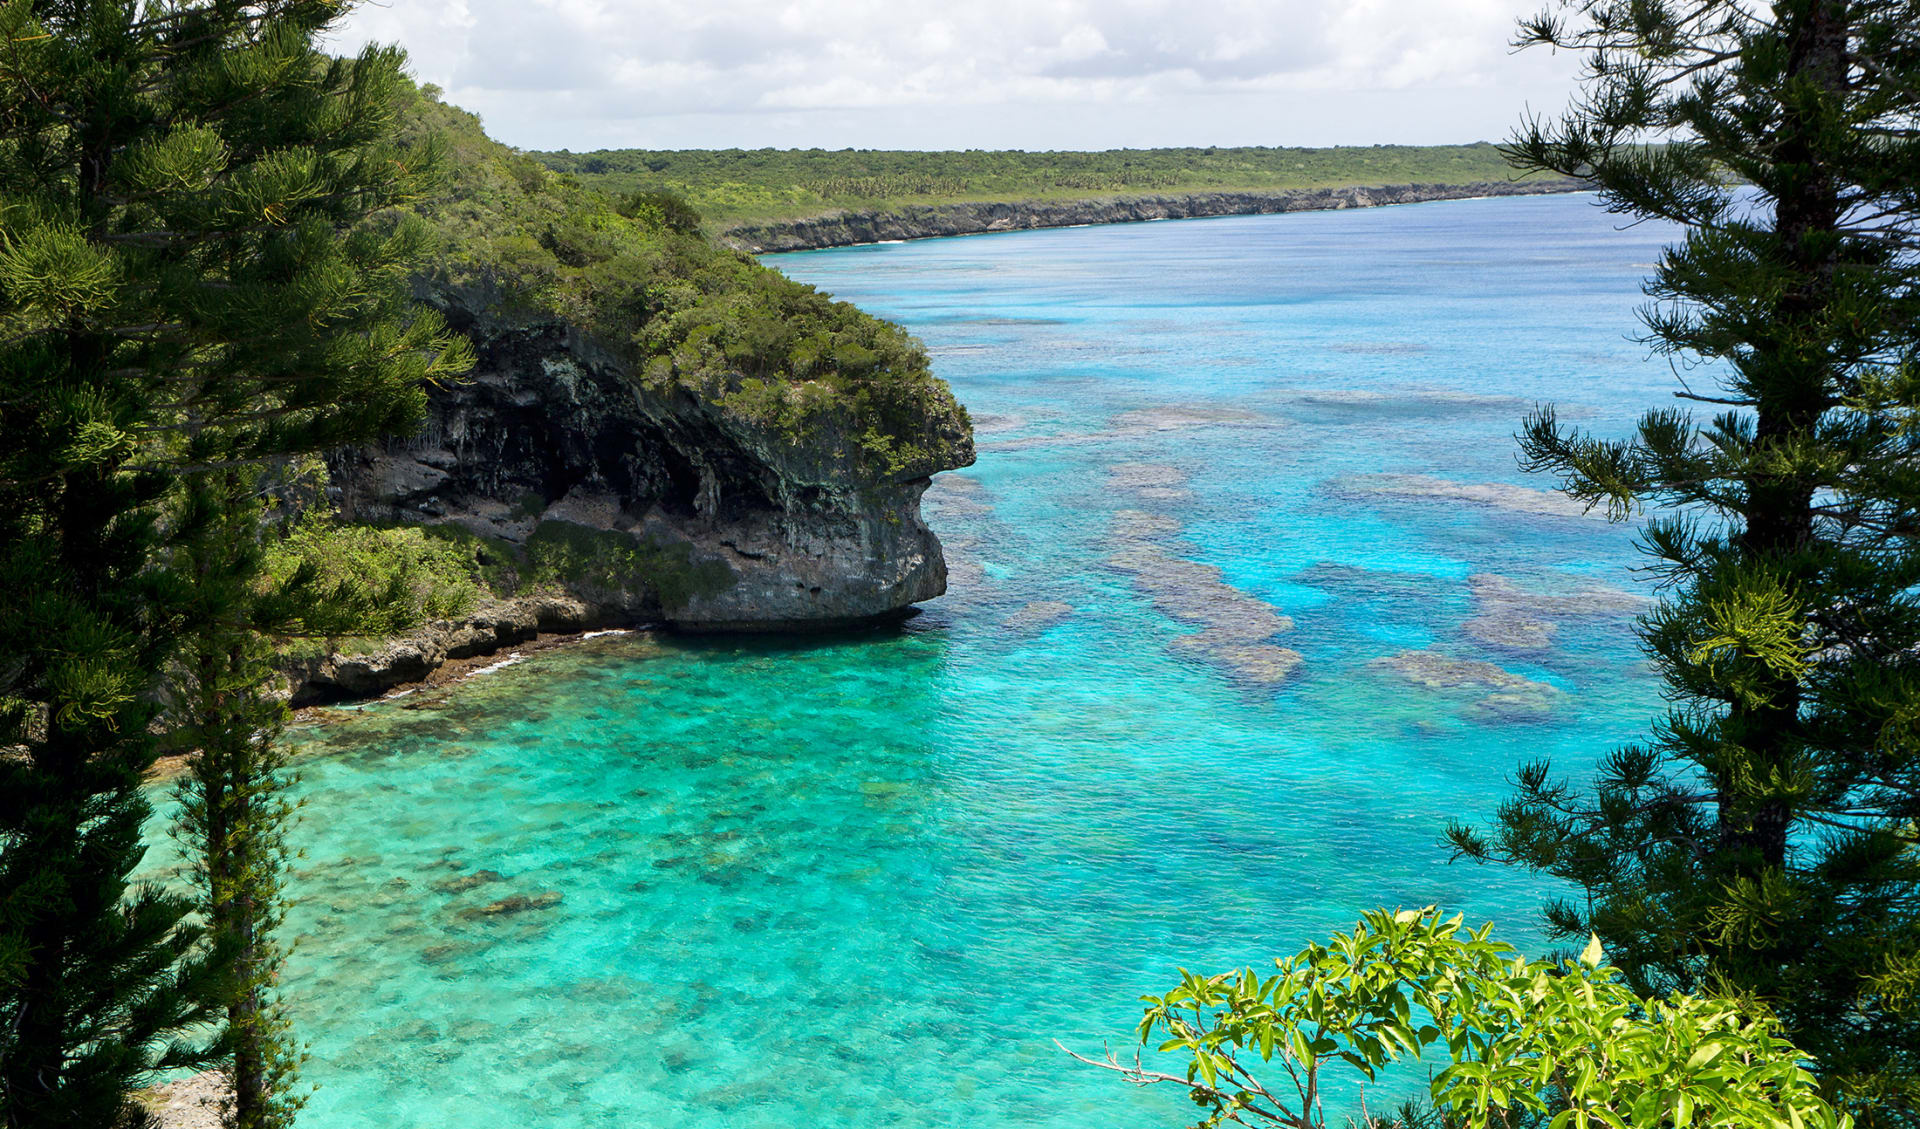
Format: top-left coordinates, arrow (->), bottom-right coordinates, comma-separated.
1572,1056 -> 1596,1098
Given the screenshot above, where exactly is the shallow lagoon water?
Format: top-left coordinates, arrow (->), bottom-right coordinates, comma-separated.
157,194 -> 1687,1127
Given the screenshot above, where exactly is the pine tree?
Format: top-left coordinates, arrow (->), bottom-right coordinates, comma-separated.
0,2 -> 469,1125
168,459 -> 453,1129
1446,0 -> 1920,1119
168,470 -> 309,1129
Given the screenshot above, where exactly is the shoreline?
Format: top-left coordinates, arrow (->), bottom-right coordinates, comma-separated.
286,623 -> 638,721
724,178 -> 1588,253
144,616 -> 648,783
141,585 -> 934,783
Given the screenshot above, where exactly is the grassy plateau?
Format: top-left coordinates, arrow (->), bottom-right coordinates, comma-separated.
528,143 -> 1539,232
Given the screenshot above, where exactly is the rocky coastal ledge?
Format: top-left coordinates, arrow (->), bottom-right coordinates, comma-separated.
279,592 -> 622,707
723,179 -> 1586,253
330,281 -> 974,640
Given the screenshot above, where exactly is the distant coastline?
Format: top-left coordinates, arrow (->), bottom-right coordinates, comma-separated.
725,179 -> 1588,253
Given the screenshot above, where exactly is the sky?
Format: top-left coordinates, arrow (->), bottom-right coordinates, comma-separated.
327,0 -> 1587,153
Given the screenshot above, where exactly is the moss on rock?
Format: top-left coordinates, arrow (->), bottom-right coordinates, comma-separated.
521,521 -> 733,613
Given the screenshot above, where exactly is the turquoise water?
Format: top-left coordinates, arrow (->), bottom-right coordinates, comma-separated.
157,194 -> 1686,1127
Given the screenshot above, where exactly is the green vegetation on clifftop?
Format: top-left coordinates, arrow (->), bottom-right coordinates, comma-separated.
393,85 -> 969,479
529,143 -> 1536,230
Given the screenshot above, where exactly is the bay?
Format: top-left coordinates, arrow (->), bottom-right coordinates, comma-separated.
155,192 -> 1681,1127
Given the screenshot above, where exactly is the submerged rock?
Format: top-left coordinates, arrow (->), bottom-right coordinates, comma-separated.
1111,509 -> 1182,539
434,868 -> 506,893
1464,608 -> 1558,650
923,472 -> 993,517
1371,648 -> 1564,722
1373,648 -> 1542,691
460,890 -> 564,919
1168,633 -> 1304,684
1472,689 -> 1561,723
983,404 -> 1280,452
1462,573 -> 1644,652
420,942 -> 480,966
1328,474 -> 1599,520
1105,463 -> 1189,490
1105,462 -> 1194,501
1001,600 -> 1075,633
937,535 -> 991,604
1108,544 -> 1296,639
1105,503 -> 1302,687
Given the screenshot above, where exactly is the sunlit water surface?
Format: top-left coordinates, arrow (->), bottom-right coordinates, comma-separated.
150,194 -> 1688,1127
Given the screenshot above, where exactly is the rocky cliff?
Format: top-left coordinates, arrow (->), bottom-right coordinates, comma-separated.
724,179 -> 1585,252
329,281 -> 975,635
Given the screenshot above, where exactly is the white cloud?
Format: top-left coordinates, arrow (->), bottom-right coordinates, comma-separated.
329,0 -> 1582,150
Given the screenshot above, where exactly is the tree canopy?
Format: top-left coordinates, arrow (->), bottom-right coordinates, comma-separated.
1072,907 -> 1848,1129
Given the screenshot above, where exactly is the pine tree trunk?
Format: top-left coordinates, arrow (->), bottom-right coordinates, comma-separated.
196,614 -> 272,1129
189,475 -> 290,1129
1723,0 -> 1847,876
227,715 -> 266,1129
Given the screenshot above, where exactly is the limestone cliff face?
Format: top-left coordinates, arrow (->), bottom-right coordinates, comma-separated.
724,180 -> 1585,253
330,282 -> 975,631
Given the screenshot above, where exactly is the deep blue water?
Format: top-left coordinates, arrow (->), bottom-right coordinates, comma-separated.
161,193 -> 1687,1127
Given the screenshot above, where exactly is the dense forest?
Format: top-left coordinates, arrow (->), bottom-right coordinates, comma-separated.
530,143 -> 1534,229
